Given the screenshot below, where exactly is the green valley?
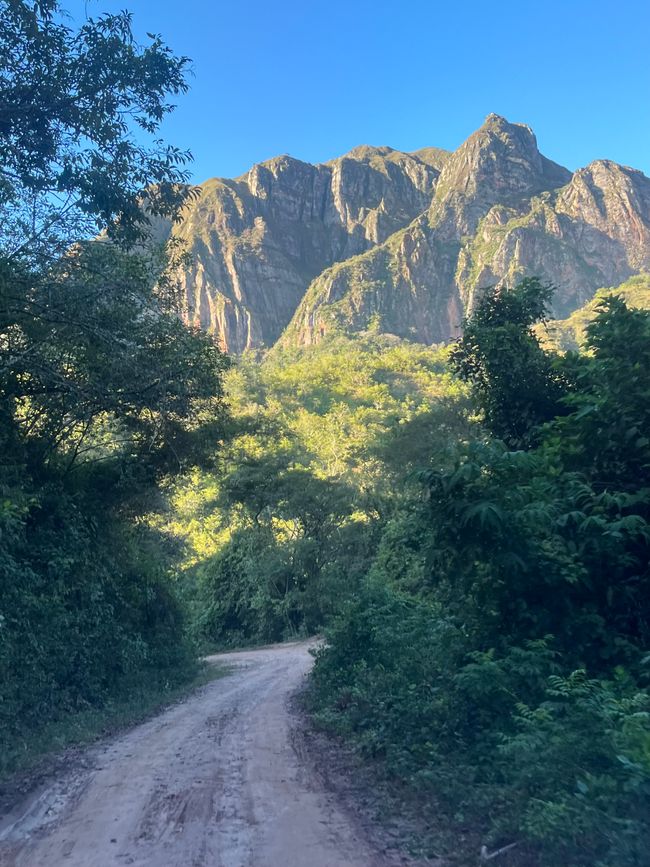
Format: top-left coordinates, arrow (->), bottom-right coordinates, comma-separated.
2,2 -> 650,864
147,276 -> 650,866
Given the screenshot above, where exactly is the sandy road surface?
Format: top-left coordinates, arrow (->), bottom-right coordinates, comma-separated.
0,641 -> 408,867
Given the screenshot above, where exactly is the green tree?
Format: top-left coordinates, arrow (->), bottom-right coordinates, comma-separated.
0,0 -> 228,770
0,0 -> 191,261
0,0 -> 229,476
450,277 -> 570,448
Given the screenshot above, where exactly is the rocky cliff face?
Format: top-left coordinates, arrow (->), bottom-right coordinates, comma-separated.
283,116 -> 650,347
455,158 -> 650,317
159,115 -> 650,351
428,114 -> 572,239
162,147 -> 441,352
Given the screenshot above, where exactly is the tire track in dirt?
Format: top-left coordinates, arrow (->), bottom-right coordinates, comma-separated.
0,641 -> 425,867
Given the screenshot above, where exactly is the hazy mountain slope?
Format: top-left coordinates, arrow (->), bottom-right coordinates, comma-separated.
537,272 -> 650,351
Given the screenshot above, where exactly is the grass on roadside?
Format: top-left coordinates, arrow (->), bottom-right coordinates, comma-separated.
0,660 -> 231,785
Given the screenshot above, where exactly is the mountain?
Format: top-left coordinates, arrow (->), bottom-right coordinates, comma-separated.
157,115 -> 650,352
157,147 -> 443,352
537,272 -> 650,352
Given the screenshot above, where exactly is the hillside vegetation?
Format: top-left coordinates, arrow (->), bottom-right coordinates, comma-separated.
538,272 -> 650,350
153,334 -> 472,646
152,277 -> 650,865
2,3 -> 649,865
308,280 -> 650,866
0,0 -> 228,773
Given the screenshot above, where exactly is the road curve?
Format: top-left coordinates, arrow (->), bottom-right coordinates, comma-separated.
0,641 -> 398,867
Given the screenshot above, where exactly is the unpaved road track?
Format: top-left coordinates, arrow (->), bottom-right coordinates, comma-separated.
0,641 -> 408,867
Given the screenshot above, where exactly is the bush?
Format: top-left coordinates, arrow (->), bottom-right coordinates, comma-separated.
309,285 -> 650,865
0,478 -> 195,773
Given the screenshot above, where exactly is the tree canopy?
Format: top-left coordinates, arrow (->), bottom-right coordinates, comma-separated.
310,282 -> 650,867
0,0 -> 228,774
1,0 -> 192,261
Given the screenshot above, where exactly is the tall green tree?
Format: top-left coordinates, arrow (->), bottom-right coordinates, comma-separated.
450,277 -> 570,448
0,0 -> 228,475
0,0 -> 191,260
0,0 -> 228,770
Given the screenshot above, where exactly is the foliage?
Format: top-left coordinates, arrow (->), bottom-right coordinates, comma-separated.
501,671 -> 650,866
538,273 -> 650,352
0,477 -> 195,774
450,277 -> 570,448
0,0 -> 228,770
2,241 -> 228,478
0,0 -> 192,261
154,333 -> 472,646
309,282 -> 650,865
3,11 -> 648,858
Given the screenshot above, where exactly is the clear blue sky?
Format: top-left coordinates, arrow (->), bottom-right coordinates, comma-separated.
74,0 -> 650,183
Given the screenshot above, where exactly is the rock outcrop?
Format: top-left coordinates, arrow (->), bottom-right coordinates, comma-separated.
456,158 -> 650,318
284,116 -> 650,347
161,147 -> 441,352
156,115 -> 650,351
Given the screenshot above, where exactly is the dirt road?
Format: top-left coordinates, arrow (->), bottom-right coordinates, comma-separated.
0,641 -> 414,867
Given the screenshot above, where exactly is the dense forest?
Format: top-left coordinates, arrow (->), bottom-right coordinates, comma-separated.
153,333 -> 470,647
0,0 -> 229,773
308,280 -> 650,866
156,277 -> 649,866
1,2 -> 649,865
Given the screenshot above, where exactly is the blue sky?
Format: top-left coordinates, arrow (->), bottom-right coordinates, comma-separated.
74,0 -> 650,183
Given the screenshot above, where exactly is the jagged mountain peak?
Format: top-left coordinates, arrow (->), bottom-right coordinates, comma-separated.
565,158 -> 650,195
482,112 -> 533,134
158,115 -> 650,354
429,114 -> 571,238
446,113 -> 544,176
277,119 -> 650,349
329,144 -> 397,162
167,138 -> 441,352
322,144 -> 444,183
248,152 -> 311,175
579,158 -> 648,175
555,158 -> 650,274
236,145 -> 433,178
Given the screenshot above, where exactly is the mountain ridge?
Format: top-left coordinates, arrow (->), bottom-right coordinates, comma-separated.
155,115 -> 650,352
